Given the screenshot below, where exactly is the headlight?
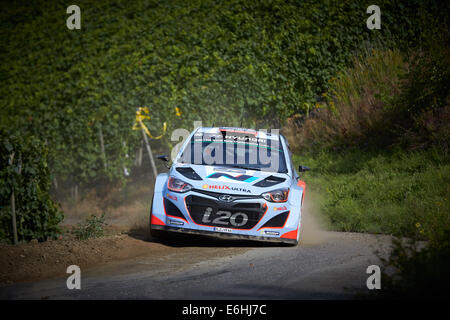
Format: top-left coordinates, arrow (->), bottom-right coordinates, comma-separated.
261,188 -> 289,202
167,176 -> 193,193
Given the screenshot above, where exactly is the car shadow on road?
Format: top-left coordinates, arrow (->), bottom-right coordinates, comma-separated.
127,225 -> 289,248
196,283 -> 365,300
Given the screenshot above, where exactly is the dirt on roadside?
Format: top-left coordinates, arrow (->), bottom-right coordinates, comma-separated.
0,227 -> 255,286
0,230 -> 166,285
0,180 -> 160,285
0,189 -> 328,286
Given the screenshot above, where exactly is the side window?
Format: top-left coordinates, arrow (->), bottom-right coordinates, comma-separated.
287,143 -> 293,159
281,135 -> 298,179
282,135 -> 293,158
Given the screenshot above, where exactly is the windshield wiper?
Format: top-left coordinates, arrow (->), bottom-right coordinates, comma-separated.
224,165 -> 261,171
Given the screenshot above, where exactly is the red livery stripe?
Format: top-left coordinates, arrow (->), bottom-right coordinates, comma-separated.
281,229 -> 297,240
297,179 -> 306,203
151,215 -> 165,226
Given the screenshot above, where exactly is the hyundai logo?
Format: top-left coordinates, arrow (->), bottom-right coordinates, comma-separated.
218,194 -> 234,202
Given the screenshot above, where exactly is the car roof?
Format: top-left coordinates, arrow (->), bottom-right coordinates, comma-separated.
195,127 -> 281,140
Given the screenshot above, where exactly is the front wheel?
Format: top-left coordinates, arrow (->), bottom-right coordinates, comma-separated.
287,216 -> 302,247
149,195 -> 167,240
149,220 -> 166,239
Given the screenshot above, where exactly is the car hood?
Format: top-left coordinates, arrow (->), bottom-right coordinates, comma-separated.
171,163 -> 291,194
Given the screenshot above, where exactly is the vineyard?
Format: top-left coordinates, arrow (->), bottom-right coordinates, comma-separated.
0,0 -> 449,243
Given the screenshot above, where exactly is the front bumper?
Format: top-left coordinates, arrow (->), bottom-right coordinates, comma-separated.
150,187 -> 301,245
151,224 -> 298,245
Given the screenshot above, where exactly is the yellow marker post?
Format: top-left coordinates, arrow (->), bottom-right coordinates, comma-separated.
132,107 -> 167,140
133,107 -> 167,178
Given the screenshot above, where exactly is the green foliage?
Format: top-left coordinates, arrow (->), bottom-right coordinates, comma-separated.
0,131 -> 64,243
390,43 -> 450,151
1,0 -> 447,189
286,42 -> 449,152
71,213 -> 107,240
1,0 -> 448,250
378,230 -> 450,299
294,149 -> 450,242
395,49 -> 450,116
284,48 -> 407,152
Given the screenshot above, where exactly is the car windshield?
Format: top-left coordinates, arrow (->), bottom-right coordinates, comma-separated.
178,132 -> 288,173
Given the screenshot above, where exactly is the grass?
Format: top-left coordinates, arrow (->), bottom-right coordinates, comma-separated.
284,48 -> 406,152
378,232 -> 450,299
294,148 -> 450,242
71,213 -> 108,240
287,46 -> 450,242
287,44 -> 450,298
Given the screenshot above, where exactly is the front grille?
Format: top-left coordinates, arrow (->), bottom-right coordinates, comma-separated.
185,195 -> 266,230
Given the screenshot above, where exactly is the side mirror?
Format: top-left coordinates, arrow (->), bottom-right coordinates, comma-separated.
157,155 -> 170,168
298,165 -> 311,172
157,155 -> 169,162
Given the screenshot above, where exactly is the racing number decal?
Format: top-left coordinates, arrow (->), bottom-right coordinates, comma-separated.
202,207 -> 214,223
202,207 -> 248,227
213,211 -> 231,225
230,212 -> 248,227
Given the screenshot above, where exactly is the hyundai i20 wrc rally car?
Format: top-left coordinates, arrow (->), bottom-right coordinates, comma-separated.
149,127 -> 309,246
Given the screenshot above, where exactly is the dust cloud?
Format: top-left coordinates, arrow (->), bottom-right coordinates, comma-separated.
300,191 -> 329,245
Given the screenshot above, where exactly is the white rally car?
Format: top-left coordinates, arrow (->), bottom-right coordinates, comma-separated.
149,127 -> 309,245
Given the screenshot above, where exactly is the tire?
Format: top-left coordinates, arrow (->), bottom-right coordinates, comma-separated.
149,220 -> 166,239
287,215 -> 302,247
149,195 -> 167,240
296,217 -> 304,246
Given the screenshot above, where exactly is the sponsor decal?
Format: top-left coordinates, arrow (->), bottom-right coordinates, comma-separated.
218,194 -> 234,202
214,227 -> 233,233
166,193 -> 178,201
264,230 -> 280,236
202,184 -> 251,193
273,206 -> 287,211
168,219 -> 184,226
206,172 -> 258,183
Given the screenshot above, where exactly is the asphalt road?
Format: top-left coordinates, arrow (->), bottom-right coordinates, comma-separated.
0,231 -> 391,300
